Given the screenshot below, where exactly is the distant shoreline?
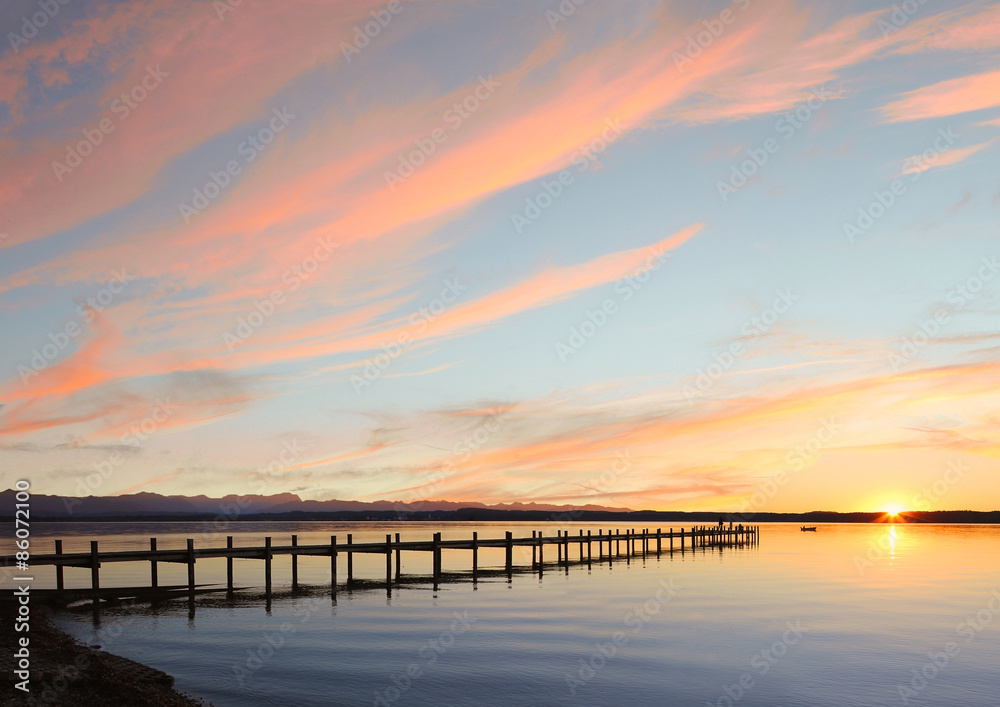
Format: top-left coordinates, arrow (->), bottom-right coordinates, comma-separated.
4,510 -> 999,523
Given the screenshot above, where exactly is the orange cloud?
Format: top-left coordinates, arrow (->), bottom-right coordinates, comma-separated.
349,358 -> 1000,509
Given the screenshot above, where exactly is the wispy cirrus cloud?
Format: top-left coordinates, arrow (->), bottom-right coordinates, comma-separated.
880,68 -> 1000,122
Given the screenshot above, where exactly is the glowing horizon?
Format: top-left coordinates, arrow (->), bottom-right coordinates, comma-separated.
1,0 -> 999,513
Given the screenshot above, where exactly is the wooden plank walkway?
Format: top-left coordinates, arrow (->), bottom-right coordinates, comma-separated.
4,525 -> 758,603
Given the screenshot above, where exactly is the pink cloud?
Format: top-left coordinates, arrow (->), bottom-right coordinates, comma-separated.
881,69 -> 1000,122
900,137 -> 998,175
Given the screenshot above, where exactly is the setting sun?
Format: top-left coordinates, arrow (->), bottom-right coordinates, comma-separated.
885,504 -> 903,518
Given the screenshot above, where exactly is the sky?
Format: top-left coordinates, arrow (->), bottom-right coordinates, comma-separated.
1,0 -> 999,513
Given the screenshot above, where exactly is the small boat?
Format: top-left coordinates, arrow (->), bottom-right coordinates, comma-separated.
800,526 -> 818,532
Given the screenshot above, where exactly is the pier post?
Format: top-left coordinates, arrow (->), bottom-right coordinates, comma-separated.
579,530 -> 584,562
226,536 -> 234,592
587,530 -> 592,564
657,528 -> 662,554
54,540 -> 64,593
331,535 -> 338,597
432,532 -> 442,588
90,540 -> 100,592
537,531 -> 544,573
395,533 -> 402,581
472,532 -> 478,581
557,531 -> 562,564
385,534 -> 392,594
149,538 -> 158,588
615,529 -> 620,557
505,531 -> 513,579
264,537 -> 272,599
291,535 -> 299,591
186,539 -> 196,594
531,531 -> 537,569
347,534 -> 353,585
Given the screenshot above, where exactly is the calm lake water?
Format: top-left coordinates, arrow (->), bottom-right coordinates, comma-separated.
8,521 -> 1000,706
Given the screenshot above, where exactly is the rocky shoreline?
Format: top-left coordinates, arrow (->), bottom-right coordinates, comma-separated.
1,601 -> 209,707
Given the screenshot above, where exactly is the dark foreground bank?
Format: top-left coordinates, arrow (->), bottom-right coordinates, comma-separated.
0,601 -> 208,707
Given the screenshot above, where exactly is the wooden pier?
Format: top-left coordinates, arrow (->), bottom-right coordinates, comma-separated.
5,526 -> 758,604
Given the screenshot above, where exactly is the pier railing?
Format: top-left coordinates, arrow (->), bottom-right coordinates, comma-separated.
4,525 -> 758,601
